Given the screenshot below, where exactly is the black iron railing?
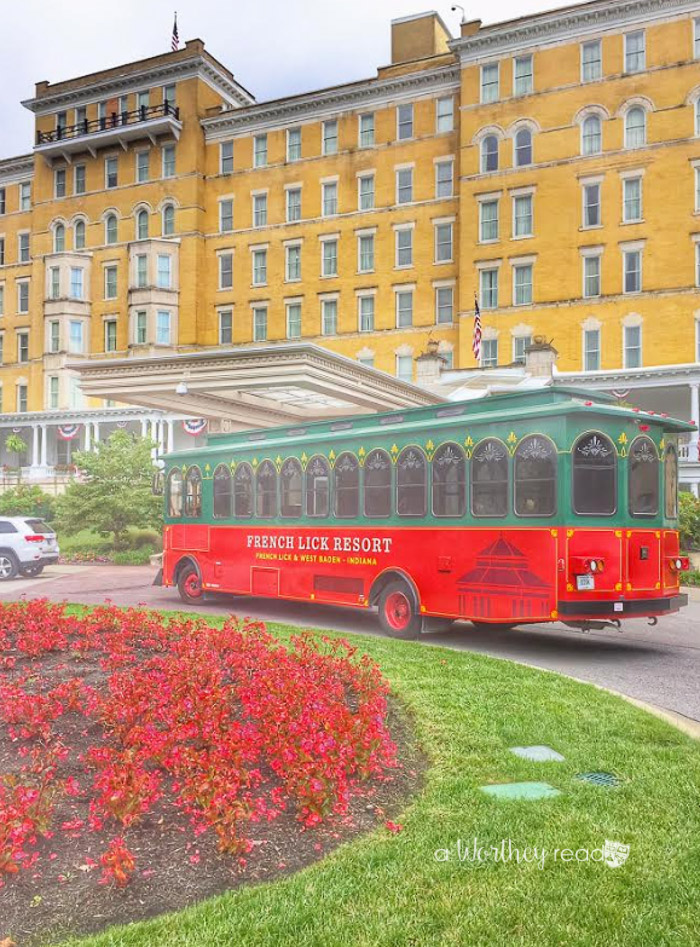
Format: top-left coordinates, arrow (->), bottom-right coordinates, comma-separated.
37,102 -> 180,145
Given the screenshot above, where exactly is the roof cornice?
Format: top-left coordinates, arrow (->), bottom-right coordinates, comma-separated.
0,153 -> 34,184
449,0 -> 700,63
201,64 -> 460,140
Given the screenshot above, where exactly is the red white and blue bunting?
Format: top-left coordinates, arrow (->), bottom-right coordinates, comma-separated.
57,424 -> 82,441
611,389 -> 632,400
182,419 -> 208,437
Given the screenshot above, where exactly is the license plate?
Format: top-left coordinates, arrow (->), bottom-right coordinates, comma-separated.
614,602 -> 624,613
576,574 -> 595,591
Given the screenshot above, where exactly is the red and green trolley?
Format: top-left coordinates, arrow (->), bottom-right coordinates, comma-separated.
158,387 -> 691,639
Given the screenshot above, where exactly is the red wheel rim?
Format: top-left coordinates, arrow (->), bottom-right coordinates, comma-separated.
184,572 -> 202,598
385,591 -> 411,631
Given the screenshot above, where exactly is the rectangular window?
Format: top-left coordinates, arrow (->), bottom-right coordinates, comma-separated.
136,254 -> 148,289
581,40 -> 602,82
623,176 -> 642,222
105,156 -> 118,189
48,376 -> 59,409
286,187 -> 301,222
322,181 -> 338,216
481,63 -> 499,103
163,84 -> 176,108
0,187 -> 5,214
220,140 -> 234,174
49,267 -> 60,299
18,233 -> 30,263
396,355 -> 413,382
254,134 -> 267,168
435,160 -> 454,199
156,311 -> 171,345
253,192 -> 268,227
49,320 -> 60,353
396,167 -> 413,204
68,320 -> 83,354
70,267 -> 84,299
584,328 -> 601,370
696,168 -> 700,213
397,103 -> 414,140
17,281 -> 29,313
480,268 -> 499,309
17,331 -> 29,362
322,120 -> 338,155
513,335 -> 532,364
322,239 -> 338,277
697,243 -> 700,288
156,254 -> 172,289
624,325 -> 642,367
359,112 -> 375,147
217,253 -> 232,290
436,96 -> 454,133
219,199 -> 234,232
74,164 -> 86,194
358,174 -> 374,210
695,17 -> 700,59
435,222 -> 453,262
513,194 -> 533,237
0,238 -> 4,266
136,310 -> 147,344
321,298 -> 337,336
162,145 -> 176,178
583,255 -> 601,297
513,263 -> 533,305
104,319 -> 117,352
625,31 -> 646,73
104,265 -> 117,299
19,182 -> 31,211
583,183 -> 601,227
219,309 -> 233,345
136,150 -> 149,183
286,244 -> 301,281
358,295 -> 374,332
435,286 -> 454,324
252,249 -> 267,285
0,333 -> 4,364
396,228 -> 413,268
396,290 -> 413,328
623,249 -> 642,293
358,234 -> 374,273
55,167 -> 66,198
514,55 -> 533,95
0,284 -> 3,315
137,90 -> 149,112
287,127 -> 302,161
479,200 -> 499,242
482,338 -> 498,368
253,306 -> 267,342
286,302 -> 302,339
17,384 -> 28,413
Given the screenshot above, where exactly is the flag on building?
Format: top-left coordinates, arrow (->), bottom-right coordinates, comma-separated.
171,13 -> 179,51
472,296 -> 482,362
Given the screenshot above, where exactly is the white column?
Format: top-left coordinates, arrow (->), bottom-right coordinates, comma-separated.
31,424 -> 40,469
140,418 -> 148,438
84,421 -> 92,452
158,419 -> 166,455
40,425 -> 48,468
150,418 -> 158,460
691,384 -> 700,462
167,419 -> 174,454
93,421 -> 100,445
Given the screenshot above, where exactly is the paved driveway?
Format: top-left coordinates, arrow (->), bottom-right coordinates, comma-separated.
2,564 -> 699,725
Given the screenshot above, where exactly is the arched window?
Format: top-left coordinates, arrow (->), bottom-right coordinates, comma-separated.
105,214 -> 118,245
432,442 -> 466,517
625,107 -> 646,148
74,219 -> 86,250
162,204 -> 175,236
334,452 -> 359,518
306,455 -> 330,517
514,128 -> 532,167
665,443 -> 678,518
396,447 -> 427,517
364,449 -> 392,517
136,209 -> 149,240
234,463 -> 253,517
167,468 -> 183,517
54,223 -> 65,253
213,464 -> 232,519
256,460 -> 277,518
514,436 -> 557,517
572,432 -> 616,515
695,100 -> 700,137
481,135 -> 499,173
471,439 -> 508,517
185,466 -> 202,518
280,458 -> 302,517
582,115 -> 602,155
629,436 -> 659,516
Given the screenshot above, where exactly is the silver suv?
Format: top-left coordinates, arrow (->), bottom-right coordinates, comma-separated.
0,517 -> 60,580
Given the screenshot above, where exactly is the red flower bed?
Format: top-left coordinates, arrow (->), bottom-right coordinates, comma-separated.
0,600 -> 397,892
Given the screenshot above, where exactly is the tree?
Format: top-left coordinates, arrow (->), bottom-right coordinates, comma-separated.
679,491 -> 700,552
56,431 -> 162,548
5,433 -> 28,481
0,485 -> 56,521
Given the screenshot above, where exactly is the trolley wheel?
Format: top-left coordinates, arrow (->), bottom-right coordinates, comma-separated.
0,551 -> 19,581
378,581 -> 423,640
20,564 -> 44,577
471,621 -> 518,632
177,564 -> 204,605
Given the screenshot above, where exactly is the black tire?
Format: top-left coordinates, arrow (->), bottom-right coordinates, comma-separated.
20,564 -> 44,578
378,581 -> 423,640
471,621 -> 518,632
177,563 -> 204,605
0,551 -> 19,582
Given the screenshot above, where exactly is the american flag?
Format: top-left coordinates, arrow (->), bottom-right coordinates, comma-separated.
472,296 -> 482,362
171,13 -> 179,51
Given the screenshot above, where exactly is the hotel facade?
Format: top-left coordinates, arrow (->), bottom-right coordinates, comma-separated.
0,0 -> 699,489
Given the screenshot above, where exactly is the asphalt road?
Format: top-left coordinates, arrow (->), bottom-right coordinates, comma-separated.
2,564 -> 699,725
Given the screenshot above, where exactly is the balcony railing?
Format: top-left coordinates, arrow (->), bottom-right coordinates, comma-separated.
37,102 -> 180,145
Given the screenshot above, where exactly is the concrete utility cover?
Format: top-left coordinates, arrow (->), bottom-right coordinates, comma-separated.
480,782 -> 561,800
509,746 -> 565,763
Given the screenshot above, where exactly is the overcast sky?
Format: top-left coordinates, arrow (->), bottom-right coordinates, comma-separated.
1,0 -> 591,160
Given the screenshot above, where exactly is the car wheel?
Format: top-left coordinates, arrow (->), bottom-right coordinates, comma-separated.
378,581 -> 423,640
0,552 -> 19,581
177,564 -> 204,605
20,564 -> 44,577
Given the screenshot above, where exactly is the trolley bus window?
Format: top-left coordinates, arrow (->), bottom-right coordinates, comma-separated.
471,439 -> 508,518
234,463 -> 254,517
573,433 -> 616,515
364,449 -> 392,518
629,436 -> 659,516
213,464 -> 233,519
397,447 -> 427,517
432,443 -> 466,517
306,456 -> 330,518
256,460 -> 277,518
167,468 -> 183,518
335,452 -> 359,518
281,458 -> 303,518
514,436 -> 557,517
664,443 -> 678,518
185,466 -> 202,518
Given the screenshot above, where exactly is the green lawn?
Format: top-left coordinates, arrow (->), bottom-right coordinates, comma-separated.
58,615 -> 700,947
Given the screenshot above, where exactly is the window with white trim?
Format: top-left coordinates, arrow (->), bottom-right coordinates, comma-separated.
582,115 -> 602,155
48,375 -> 59,409
252,249 -> 267,286
49,267 -> 60,300
16,384 -> 28,413
513,335 -> 532,364
583,255 -> 601,298
358,295 -> 374,332
513,55 -> 533,96
104,319 -> 117,352
395,228 -> 413,268
436,96 -> 454,132
581,40 -> 602,82
321,298 -> 337,336
135,311 -> 147,345
695,17 -> 700,59
286,187 -> 301,222
435,160 -> 453,198
0,284 -> 4,315
623,249 -> 642,293
105,213 -> 118,245
254,134 -> 267,168
219,252 -> 233,290
136,209 -> 149,240
104,265 -> 118,299
358,234 -> 374,273
396,167 -> 413,204
358,174 -> 374,210
695,100 -> 700,137
17,330 -> 29,362
219,199 -> 233,233
322,181 -> 338,216
55,167 -> 66,198
583,182 -> 601,227
624,324 -> 642,367
19,182 -> 31,211
285,244 -> 301,282
479,199 -> 499,242
513,263 -> 533,305
69,267 -> 84,299
623,176 -> 642,222
435,286 -> 453,324
253,305 -> 267,342
321,238 -> 338,277
49,322 -> 61,354
513,194 -> 533,237
625,108 -> 646,148
156,310 -> 171,346
435,222 -> 453,262
286,301 -> 302,339
696,243 -> 700,288
74,165 -> 86,195
105,156 -> 118,189
514,128 -> 532,167
19,232 -> 31,261
481,135 -> 499,173
74,219 -> 86,249
136,150 -> 149,183
68,320 -> 84,354
584,328 -> 601,370
17,280 -> 29,313
162,145 -> 176,178
162,204 -> 175,236
397,103 -> 413,140
482,338 -> 498,368
253,192 -> 267,227
625,31 -> 645,73
134,253 -> 147,289
396,290 -> 413,328
322,120 -> 338,155
156,254 -> 172,289
287,127 -> 302,161
219,308 -> 233,345
357,354 -> 374,368
696,167 -> 700,213
220,140 -> 234,174
480,268 -> 499,309
481,63 -> 499,103
359,112 -> 374,148
396,354 -> 413,382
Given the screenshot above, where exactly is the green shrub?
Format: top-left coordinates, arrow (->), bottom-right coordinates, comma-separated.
681,570 -> 700,587
58,530 -> 113,557
113,547 -> 159,566
679,492 -> 700,551
0,485 -> 57,521
127,528 -> 162,550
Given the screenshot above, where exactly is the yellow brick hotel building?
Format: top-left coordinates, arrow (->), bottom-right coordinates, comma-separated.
0,0 -> 699,488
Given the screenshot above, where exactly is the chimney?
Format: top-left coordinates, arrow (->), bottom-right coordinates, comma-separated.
416,338 -> 446,386
460,19 -> 481,37
525,336 -> 558,378
391,12 -> 452,64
